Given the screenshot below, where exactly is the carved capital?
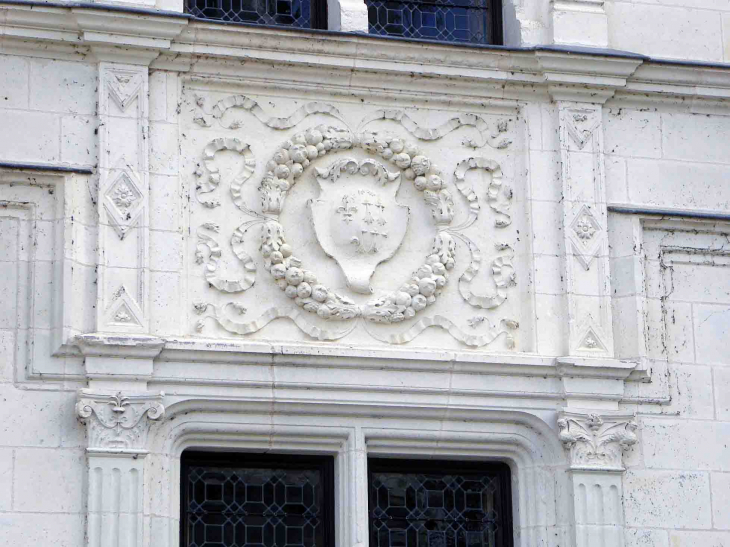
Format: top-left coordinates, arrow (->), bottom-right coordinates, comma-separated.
76,390 -> 165,452
558,411 -> 638,471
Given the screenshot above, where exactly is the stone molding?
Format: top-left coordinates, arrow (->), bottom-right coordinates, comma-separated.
558,411 -> 638,471
75,333 -> 166,358
76,389 -> 165,452
149,402 -> 570,547
1,4 -> 729,102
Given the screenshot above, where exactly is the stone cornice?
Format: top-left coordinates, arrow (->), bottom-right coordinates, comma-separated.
75,333 -> 166,359
2,2 -> 730,99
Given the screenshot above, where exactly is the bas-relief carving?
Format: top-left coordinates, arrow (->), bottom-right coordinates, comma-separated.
187,94 -> 522,348
558,412 -> 638,471
76,391 -> 165,451
311,158 -> 408,294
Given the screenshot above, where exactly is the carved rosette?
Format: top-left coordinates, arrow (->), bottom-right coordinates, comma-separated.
558,411 -> 638,471
76,390 -> 165,452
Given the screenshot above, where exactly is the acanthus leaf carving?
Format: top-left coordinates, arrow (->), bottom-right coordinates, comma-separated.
558,411 -> 638,471
76,390 -> 165,451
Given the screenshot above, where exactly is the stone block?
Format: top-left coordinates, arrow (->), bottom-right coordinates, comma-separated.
0,110 -> 60,163
662,113 -> 730,165
60,114 -> 96,166
29,58 -> 96,115
627,159 -> 730,211
535,293 -> 565,355
0,54 -> 29,109
0,513 -> 85,546
531,200 -> 563,255
625,528 -> 669,547
612,295 -> 642,359
534,253 -> 563,295
712,472 -> 730,530
0,385 -> 70,447
149,122 -> 180,175
604,108 -> 661,159
669,531 -> 730,547
716,368 -> 730,421
149,174 -> 181,232
606,3 -> 723,62
664,301 -> 695,364
605,156 -> 627,203
553,7 -> 608,47
541,103 -> 559,152
148,71 -> 168,122
668,364 -> 715,419
0,260 -> 18,329
624,470 -> 712,529
13,448 -> 85,513
0,330 -> 15,382
642,418 -> 730,471
725,13 -> 730,62
150,230 -> 184,272
150,271 -> 181,335
529,150 -> 562,202
694,304 -> 730,366
0,448 -> 12,510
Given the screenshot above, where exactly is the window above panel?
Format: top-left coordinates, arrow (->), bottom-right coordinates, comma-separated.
366,0 -> 503,45
186,0 -> 328,30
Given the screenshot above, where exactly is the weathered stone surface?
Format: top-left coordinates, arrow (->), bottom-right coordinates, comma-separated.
0,3 -> 729,546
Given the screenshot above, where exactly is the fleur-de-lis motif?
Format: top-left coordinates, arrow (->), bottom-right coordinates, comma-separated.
336,195 -> 358,223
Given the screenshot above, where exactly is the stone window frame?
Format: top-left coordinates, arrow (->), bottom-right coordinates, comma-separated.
148,402 -> 570,547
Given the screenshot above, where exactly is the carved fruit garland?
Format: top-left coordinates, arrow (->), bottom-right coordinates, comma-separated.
257,125 -> 458,323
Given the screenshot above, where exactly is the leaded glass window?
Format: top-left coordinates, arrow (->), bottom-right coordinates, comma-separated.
181,452 -> 335,547
368,459 -> 513,547
185,0 -> 327,29
365,0 -> 502,45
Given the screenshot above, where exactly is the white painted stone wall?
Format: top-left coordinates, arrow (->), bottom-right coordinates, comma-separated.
0,3 -> 729,547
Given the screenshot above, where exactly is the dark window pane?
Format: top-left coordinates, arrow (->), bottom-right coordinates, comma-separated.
368,459 -> 513,547
181,452 -> 334,547
186,0 -> 325,29
365,0 -> 501,44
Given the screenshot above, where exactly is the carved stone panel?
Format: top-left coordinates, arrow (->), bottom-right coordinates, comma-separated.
179,91 -> 530,352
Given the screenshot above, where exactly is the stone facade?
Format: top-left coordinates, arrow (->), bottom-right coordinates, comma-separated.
0,1 -> 729,546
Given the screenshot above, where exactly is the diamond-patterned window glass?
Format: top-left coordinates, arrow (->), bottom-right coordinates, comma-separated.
181,452 -> 335,547
185,0 -> 327,29
365,0 -> 502,45
368,459 -> 513,547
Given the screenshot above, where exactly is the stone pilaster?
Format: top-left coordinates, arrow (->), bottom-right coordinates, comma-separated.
77,390 -> 165,547
96,61 -> 152,333
557,101 -> 614,358
558,411 -> 638,547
